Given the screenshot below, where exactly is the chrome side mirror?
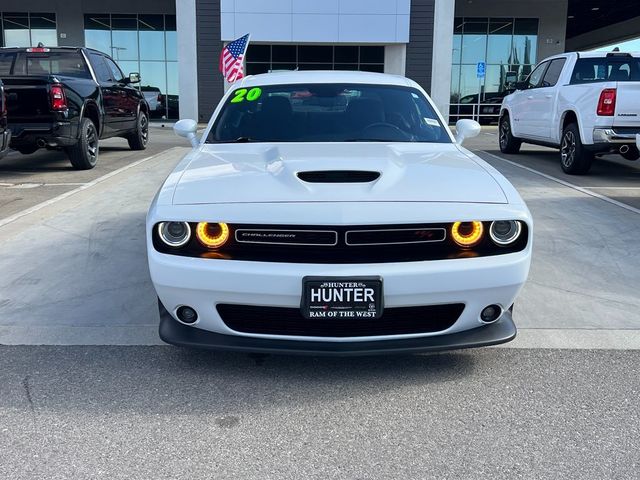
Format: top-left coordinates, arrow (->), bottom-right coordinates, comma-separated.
454,119 -> 481,145
174,119 -> 199,148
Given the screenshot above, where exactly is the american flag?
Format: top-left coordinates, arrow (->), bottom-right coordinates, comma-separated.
219,34 -> 250,83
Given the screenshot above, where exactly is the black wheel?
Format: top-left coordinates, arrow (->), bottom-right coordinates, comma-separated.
499,114 -> 521,154
621,146 -> 640,161
560,123 -> 593,175
127,110 -> 149,150
67,118 -> 98,170
16,146 -> 38,155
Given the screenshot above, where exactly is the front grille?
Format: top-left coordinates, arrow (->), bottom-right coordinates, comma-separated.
297,170 -> 380,183
346,227 -> 446,246
153,222 -> 529,263
217,303 -> 464,337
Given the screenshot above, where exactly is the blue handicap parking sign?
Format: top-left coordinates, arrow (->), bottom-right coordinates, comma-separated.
476,62 -> 486,79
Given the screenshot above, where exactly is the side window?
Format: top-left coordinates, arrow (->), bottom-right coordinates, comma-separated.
541,58 -> 566,87
89,53 -> 112,83
104,57 -> 125,83
526,62 -> 549,89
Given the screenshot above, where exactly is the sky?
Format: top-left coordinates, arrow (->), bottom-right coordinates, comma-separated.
593,38 -> 640,52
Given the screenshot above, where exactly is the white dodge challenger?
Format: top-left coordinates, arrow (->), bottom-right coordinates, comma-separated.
147,71 -> 532,355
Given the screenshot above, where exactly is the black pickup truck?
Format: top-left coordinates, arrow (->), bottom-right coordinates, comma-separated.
0,46 -> 150,169
0,79 -> 10,159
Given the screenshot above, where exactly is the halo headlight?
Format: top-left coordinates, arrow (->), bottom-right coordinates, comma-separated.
451,221 -> 484,247
196,222 -> 230,249
490,220 -> 522,245
158,222 -> 191,247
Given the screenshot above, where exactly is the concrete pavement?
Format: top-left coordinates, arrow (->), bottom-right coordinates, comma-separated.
0,346 -> 638,479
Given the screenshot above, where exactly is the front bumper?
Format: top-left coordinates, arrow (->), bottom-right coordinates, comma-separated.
159,300 -> 516,355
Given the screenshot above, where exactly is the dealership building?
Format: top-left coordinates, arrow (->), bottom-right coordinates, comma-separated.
0,0 -> 638,122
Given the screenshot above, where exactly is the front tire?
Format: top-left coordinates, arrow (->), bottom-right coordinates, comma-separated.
67,118 -> 98,170
499,114 -> 521,154
127,111 -> 149,150
560,123 -> 593,175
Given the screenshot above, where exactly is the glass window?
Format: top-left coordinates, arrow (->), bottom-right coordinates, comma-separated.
246,45 -> 384,74
461,18 -> 488,64
360,46 -> 384,64
209,83 -> 450,144
541,58 -> 566,87
104,56 -> 125,82
513,19 -> 538,66
299,45 -> 333,63
452,18 -> 463,64
486,19 -> 512,64
526,62 -> 548,88
570,57 -> 640,84
3,13 -> 30,47
111,14 -> 138,61
140,61 -> 166,92
138,15 -> 165,61
335,46 -> 358,63
29,13 -> 57,47
89,53 -> 112,82
83,13 -> 179,118
272,45 -> 296,63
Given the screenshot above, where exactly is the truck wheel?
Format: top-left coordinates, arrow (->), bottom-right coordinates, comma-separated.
621,146 -> 640,161
499,114 -> 521,154
560,123 -> 593,175
67,118 -> 98,170
127,111 -> 149,150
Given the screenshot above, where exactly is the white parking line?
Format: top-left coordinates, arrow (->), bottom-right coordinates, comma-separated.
0,182 -> 88,188
481,151 -> 640,216
0,147 -> 179,228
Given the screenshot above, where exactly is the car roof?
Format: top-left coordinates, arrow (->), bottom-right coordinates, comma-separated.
234,70 -> 418,89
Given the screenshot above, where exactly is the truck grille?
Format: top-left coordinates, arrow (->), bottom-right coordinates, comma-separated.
216,303 -> 464,337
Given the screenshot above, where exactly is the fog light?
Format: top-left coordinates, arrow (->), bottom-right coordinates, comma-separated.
158,221 -> 191,247
176,306 -> 198,324
490,220 -> 522,246
480,304 -> 502,323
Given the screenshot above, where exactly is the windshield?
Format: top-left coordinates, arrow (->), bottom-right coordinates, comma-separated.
208,83 -> 450,143
0,51 -> 91,79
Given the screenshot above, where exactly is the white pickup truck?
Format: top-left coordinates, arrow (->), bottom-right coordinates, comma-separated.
499,51 -> 640,174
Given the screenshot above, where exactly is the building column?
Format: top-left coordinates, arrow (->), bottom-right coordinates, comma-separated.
177,0 -> 198,121
384,45 -> 407,75
430,0 -> 454,123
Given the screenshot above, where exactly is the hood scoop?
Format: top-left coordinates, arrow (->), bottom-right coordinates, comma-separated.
297,170 -> 381,183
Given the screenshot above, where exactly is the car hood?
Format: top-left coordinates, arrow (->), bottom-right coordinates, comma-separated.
171,143 -> 507,205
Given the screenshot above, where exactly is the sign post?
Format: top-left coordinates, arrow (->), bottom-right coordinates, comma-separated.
476,62 -> 486,123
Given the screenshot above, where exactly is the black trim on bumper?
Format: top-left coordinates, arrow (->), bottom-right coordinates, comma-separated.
158,302 -> 517,356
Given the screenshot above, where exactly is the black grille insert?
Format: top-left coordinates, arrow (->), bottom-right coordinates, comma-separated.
297,170 -> 380,183
217,303 -> 464,337
346,227 -> 446,245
